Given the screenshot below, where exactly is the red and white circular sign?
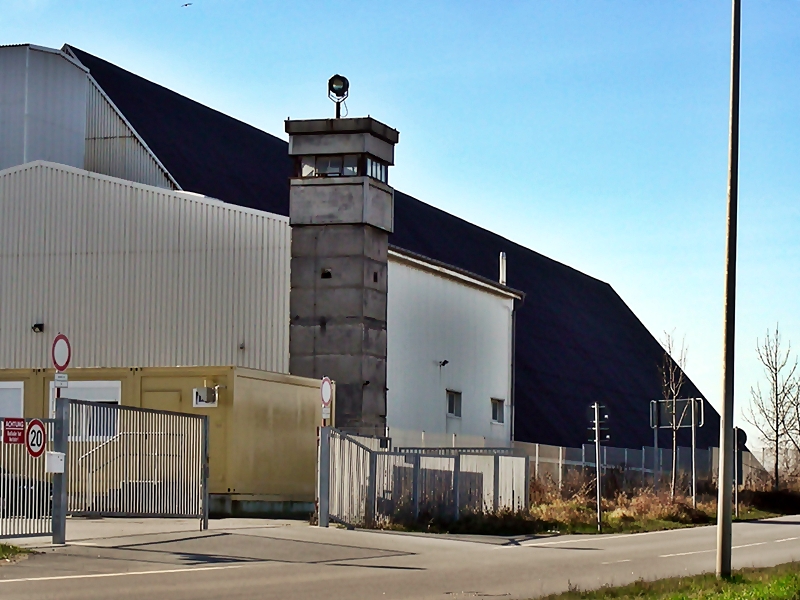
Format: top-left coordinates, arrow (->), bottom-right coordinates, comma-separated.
52,334 -> 71,372
26,419 -> 46,458
320,377 -> 333,407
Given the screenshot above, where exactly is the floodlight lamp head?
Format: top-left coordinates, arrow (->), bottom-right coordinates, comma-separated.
328,74 -> 349,100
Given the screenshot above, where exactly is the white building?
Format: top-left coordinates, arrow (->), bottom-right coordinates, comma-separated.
386,249 -> 519,447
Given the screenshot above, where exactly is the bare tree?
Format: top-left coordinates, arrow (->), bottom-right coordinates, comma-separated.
659,331 -> 688,500
745,325 -> 799,491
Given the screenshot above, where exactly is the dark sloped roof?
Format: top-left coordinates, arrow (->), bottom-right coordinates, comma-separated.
66,45 -> 719,449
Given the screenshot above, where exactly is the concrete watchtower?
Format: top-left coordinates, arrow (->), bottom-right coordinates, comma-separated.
286,116 -> 399,435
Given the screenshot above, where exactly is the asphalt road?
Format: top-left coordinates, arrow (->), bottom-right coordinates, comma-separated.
2,516 -> 800,599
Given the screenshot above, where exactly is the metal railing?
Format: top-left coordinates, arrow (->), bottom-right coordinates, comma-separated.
0,419 -> 55,539
67,400 -> 209,527
320,428 -> 529,529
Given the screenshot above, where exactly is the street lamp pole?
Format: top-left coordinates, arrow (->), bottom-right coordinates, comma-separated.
716,0 -> 742,580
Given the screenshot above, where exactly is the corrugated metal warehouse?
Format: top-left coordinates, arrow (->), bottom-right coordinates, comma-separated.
0,161 -> 289,372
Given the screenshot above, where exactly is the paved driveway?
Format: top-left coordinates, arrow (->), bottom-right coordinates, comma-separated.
2,516 -> 800,599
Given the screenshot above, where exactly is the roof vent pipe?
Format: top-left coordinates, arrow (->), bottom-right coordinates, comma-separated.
499,251 -> 507,286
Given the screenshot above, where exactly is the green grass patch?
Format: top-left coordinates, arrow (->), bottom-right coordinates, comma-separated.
0,543 -> 28,561
535,561 -> 800,600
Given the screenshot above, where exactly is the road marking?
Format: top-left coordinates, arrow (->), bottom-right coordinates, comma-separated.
776,537 -> 798,543
733,542 -> 768,549
660,549 -> 714,558
509,529 -> 684,549
0,564 -> 245,585
601,559 -> 631,565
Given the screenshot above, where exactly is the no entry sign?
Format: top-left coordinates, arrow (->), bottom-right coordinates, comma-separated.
2,418 -> 25,444
26,419 -> 46,458
52,333 -> 71,372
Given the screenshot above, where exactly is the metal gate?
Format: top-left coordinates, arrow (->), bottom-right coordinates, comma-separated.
320,428 -> 529,529
67,400 -> 209,528
0,418 -> 56,539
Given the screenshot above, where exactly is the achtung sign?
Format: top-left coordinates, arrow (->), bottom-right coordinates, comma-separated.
2,418 -> 25,444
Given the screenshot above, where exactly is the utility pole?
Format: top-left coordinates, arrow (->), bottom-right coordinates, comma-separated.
691,398 -> 697,509
717,0 -> 742,580
590,403 -> 609,533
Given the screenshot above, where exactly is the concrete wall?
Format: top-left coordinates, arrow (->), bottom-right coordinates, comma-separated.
0,161 -> 290,373
0,366 -> 328,510
386,251 -> 517,447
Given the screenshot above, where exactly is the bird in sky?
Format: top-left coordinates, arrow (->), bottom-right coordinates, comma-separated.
181,3 -> 193,7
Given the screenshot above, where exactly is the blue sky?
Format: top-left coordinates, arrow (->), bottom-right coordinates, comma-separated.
2,0 -> 798,450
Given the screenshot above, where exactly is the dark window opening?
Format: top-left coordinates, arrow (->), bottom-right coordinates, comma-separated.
321,269 -> 332,279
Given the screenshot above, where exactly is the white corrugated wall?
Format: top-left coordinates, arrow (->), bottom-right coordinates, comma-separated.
0,161 -> 289,372
84,77 -> 177,190
386,254 -> 515,445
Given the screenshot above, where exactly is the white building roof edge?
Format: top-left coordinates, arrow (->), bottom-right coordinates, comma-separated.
0,160 -> 289,223
388,247 -> 523,301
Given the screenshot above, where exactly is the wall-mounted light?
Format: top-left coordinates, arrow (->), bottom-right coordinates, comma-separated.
31,323 -> 44,333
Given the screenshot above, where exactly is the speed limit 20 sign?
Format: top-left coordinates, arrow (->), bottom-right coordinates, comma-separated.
26,419 -> 47,458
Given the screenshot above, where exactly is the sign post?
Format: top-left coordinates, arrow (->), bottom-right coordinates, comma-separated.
51,333 -> 72,401
320,376 -> 332,424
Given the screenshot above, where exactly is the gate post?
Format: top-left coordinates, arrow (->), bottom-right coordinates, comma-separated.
201,416 -> 209,531
412,454 -> 420,521
493,453 -> 500,512
453,454 -> 461,521
318,427 -> 331,528
365,449 -> 378,527
52,397 -> 70,545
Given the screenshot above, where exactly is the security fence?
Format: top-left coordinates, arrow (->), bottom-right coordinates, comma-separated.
320,428 -> 529,528
517,441 -> 767,494
0,419 -> 56,539
67,400 -> 209,525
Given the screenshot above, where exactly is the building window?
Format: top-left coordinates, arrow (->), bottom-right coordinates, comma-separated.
296,154 -> 361,178
447,390 -> 462,418
0,381 -> 24,419
366,157 -> 388,183
50,380 -> 121,440
295,154 -> 388,183
491,398 -> 505,424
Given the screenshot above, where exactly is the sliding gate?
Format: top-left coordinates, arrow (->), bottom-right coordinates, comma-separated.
0,419 -> 56,539
67,400 -> 209,528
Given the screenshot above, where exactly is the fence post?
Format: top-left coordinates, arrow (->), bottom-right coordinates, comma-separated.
412,454 -> 420,521
641,447 -> 646,488
524,455 -> 531,510
366,450 -> 378,527
201,415 -> 209,531
52,397 -> 70,545
493,453 -> 500,511
453,454 -> 461,521
318,426 -> 331,528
